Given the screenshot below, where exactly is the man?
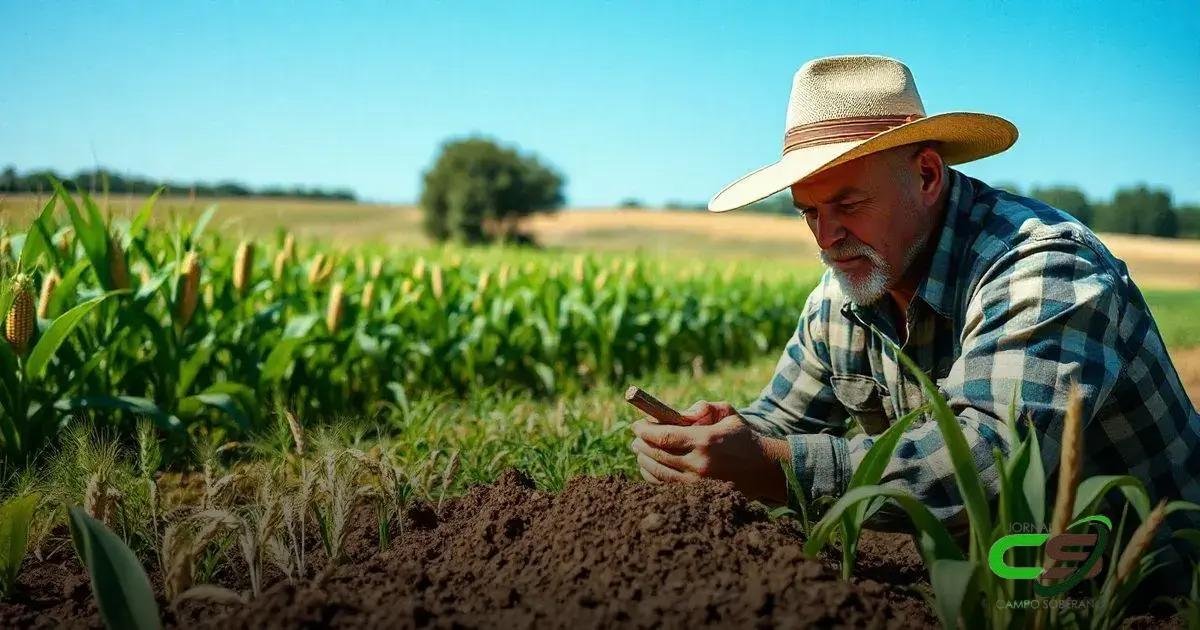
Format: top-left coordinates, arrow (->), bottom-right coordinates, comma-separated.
630,55 -> 1199,577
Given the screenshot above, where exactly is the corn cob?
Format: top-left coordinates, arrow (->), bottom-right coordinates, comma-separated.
176,251 -> 201,330
431,264 -> 443,301
232,241 -> 254,296
572,255 -> 585,283
37,270 -> 60,319
5,273 -> 36,355
108,237 -> 131,290
307,253 -> 326,284
282,233 -> 296,261
326,282 -> 345,333
361,280 -> 376,311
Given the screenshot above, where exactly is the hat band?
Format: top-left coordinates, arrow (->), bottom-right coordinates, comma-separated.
782,114 -> 924,155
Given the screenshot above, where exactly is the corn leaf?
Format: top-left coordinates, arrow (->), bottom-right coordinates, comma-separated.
67,506 -> 162,630
261,314 -> 319,382
1022,425 -> 1046,529
50,182 -> 110,290
1165,500 -> 1200,516
930,558 -> 977,630
19,197 -> 58,269
25,292 -> 121,381
886,336 -> 992,558
805,485 -> 963,566
128,188 -> 162,239
189,205 -> 218,245
1173,528 -> 1200,553
1072,475 -> 1150,522
847,403 -> 928,490
55,396 -> 182,432
837,403 -> 927,573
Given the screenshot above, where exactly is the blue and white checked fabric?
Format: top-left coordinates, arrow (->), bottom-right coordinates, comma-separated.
739,168 -> 1200,565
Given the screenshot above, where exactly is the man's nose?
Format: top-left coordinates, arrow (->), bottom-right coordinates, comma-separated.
813,211 -> 847,250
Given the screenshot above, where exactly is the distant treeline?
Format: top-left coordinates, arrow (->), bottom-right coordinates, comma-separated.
0,165 -> 357,201
627,181 -> 1200,239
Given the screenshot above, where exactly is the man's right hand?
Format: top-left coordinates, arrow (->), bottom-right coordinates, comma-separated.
673,400 -> 738,426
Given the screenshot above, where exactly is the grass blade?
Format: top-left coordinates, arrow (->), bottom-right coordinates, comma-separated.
0,494 -> 39,597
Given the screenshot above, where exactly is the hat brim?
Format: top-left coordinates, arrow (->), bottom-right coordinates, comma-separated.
707,112 -> 1017,212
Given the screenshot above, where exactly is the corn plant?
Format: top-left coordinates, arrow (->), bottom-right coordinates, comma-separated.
68,505 -> 161,630
799,339 -> 1200,629
5,188 -> 816,461
0,493 -> 39,598
0,265 -> 121,463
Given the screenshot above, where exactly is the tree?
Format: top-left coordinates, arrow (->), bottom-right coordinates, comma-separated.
1178,205 -> 1200,239
419,136 -> 565,244
991,181 -> 1022,195
743,191 -> 795,215
1095,184 -> 1178,237
1030,185 -> 1093,226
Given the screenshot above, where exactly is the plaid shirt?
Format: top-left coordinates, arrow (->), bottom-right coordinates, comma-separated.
739,168 -> 1200,564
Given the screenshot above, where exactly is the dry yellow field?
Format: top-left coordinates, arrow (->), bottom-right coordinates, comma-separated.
2,194 -> 1198,289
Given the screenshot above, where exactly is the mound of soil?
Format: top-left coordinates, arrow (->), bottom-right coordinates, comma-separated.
2,472 -> 935,629
196,472 -> 933,628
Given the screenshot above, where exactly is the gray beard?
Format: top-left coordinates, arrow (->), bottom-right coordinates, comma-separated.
819,230 -> 931,306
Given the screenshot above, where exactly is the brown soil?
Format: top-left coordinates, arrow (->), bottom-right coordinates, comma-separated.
1,472 -> 935,629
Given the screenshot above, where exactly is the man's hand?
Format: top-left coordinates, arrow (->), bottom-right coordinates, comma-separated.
629,406 -> 790,503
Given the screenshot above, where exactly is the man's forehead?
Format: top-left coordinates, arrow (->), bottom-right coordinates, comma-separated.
789,162 -> 869,207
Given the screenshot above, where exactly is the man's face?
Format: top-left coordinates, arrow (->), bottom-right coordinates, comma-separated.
791,145 -> 940,305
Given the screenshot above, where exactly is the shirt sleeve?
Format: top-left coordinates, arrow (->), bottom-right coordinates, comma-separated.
737,279 -> 850,439
786,236 -> 1125,533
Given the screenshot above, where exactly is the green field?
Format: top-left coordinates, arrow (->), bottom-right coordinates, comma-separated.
1,191 -> 1198,629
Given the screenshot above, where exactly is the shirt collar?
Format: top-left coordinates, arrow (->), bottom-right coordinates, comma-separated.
915,167 -> 975,319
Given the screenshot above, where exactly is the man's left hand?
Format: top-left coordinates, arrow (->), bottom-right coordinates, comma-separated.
630,414 -> 790,503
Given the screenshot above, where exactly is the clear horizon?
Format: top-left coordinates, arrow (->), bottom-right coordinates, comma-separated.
2,1 -> 1197,206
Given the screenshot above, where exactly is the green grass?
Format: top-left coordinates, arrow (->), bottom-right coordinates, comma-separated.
1143,289 -> 1200,348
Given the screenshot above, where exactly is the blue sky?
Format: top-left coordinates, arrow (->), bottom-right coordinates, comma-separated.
2,1 -> 1197,206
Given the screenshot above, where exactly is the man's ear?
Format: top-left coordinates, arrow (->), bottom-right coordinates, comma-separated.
915,145 -> 945,204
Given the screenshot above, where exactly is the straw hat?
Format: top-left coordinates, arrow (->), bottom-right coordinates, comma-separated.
707,55 -> 1017,212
